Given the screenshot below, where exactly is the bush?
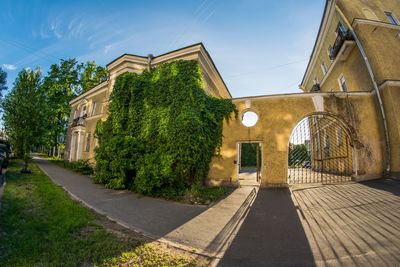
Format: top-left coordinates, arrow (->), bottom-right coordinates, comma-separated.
48,157 -> 94,175
68,159 -> 94,175
94,60 -> 237,199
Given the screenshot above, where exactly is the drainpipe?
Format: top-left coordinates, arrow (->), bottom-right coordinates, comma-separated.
335,5 -> 391,175
147,54 -> 154,71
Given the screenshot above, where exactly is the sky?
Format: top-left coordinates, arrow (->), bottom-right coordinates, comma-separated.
0,0 -> 325,98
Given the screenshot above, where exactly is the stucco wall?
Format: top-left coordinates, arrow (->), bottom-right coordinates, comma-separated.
207,92 -> 385,187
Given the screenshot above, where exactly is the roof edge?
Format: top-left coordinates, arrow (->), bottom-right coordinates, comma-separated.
301,0 -> 335,87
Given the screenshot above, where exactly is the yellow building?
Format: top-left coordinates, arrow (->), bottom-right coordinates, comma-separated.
300,0 -> 400,179
66,0 -> 400,187
65,43 -> 231,162
208,0 -> 399,186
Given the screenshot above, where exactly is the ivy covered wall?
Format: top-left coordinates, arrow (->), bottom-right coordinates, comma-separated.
94,60 -> 237,198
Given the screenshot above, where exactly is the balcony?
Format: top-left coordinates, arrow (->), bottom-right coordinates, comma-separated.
71,114 -> 87,128
329,30 -> 355,61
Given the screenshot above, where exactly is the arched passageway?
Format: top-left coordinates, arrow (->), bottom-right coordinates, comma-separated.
288,114 -> 354,184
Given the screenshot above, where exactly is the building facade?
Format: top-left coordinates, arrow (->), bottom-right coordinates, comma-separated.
65,43 -> 231,162
66,0 -> 400,187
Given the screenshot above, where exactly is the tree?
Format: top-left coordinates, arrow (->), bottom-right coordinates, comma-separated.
79,61 -> 108,94
42,59 -> 81,157
0,67 -> 7,97
288,143 -> 310,166
2,67 -> 46,171
41,59 -> 108,157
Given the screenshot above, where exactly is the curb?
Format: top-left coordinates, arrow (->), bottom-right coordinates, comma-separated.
210,187 -> 258,267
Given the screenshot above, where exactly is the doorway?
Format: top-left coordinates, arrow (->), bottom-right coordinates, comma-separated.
238,142 -> 262,185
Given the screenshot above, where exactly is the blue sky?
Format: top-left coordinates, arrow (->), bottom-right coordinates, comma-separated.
0,0 -> 325,98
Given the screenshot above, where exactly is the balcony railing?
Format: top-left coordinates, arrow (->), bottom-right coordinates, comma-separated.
329,30 -> 354,61
71,114 -> 87,127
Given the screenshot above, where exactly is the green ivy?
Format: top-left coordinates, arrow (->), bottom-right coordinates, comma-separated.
94,60 -> 237,198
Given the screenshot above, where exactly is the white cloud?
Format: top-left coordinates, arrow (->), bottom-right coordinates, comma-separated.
50,21 -> 63,39
2,64 -> 16,70
104,45 -> 112,54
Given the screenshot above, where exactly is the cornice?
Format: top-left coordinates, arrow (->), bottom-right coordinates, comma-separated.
69,81 -> 108,105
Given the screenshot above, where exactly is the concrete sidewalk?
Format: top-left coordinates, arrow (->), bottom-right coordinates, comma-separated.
32,156 -> 256,258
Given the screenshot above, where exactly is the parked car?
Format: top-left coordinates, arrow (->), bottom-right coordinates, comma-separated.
0,143 -> 10,169
302,161 -> 311,168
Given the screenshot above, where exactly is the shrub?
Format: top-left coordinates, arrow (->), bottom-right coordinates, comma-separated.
94,60 -> 237,199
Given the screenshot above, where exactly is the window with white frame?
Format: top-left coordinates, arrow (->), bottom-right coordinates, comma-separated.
385,11 -> 399,25
339,75 -> 348,92
91,102 -> 97,116
321,61 -> 328,75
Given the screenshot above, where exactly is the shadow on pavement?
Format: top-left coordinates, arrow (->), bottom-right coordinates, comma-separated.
219,188 -> 315,267
360,178 -> 400,196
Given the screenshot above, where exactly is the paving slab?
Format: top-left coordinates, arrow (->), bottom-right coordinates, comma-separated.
219,179 -> 400,267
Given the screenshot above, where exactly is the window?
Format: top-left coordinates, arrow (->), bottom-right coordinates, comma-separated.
385,11 -> 399,25
335,22 -> 347,36
362,8 -> 378,21
73,110 -> 77,119
339,75 -> 348,92
81,105 -> 87,117
85,133 -> 91,152
314,76 -> 319,85
91,102 -> 97,116
324,134 -> 330,157
321,61 -> 328,75
241,110 -> 258,127
337,128 -> 343,146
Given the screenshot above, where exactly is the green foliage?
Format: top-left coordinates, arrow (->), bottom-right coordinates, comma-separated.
47,157 -> 94,175
79,61 -> 108,94
192,185 -> 227,204
0,67 -> 7,96
41,59 -> 108,156
94,60 -> 237,199
288,143 -> 310,166
240,143 -> 260,168
1,68 -> 46,169
0,159 -> 198,266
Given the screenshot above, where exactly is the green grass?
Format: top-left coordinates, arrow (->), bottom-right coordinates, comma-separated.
0,159 -> 200,266
184,185 -> 227,205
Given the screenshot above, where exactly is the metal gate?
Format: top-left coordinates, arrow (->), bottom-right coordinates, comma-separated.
287,114 -> 353,184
